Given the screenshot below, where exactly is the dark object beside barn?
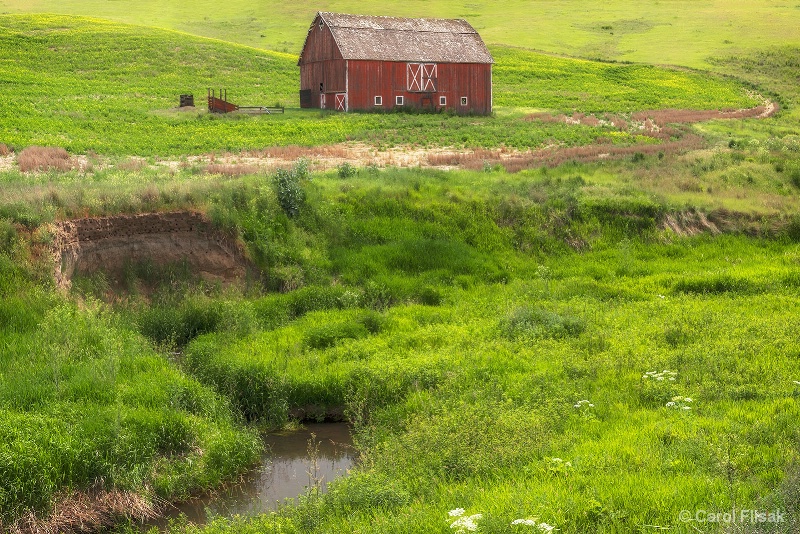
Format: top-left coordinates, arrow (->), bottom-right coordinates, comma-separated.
298,12 -> 493,115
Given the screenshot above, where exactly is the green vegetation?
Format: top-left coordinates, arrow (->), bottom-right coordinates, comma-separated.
0,267 -> 260,524
491,47 -> 755,111
3,160 -> 799,532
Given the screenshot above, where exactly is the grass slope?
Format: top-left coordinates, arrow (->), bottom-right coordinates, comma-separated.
3,1 -> 800,69
0,14 -> 758,156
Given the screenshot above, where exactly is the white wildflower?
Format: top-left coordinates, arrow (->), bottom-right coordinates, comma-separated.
450,513 -> 483,532
793,381 -> 800,386
667,395 -> 693,411
511,519 -> 558,532
449,508 -> 466,517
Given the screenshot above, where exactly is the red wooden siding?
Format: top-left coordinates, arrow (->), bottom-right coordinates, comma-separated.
299,15 -> 345,109
299,13 -> 492,114
345,60 -> 491,115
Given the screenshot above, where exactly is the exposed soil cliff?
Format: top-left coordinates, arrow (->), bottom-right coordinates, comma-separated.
51,212 -> 253,289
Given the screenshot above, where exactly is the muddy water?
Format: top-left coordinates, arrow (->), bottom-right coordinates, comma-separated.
145,423 -> 355,530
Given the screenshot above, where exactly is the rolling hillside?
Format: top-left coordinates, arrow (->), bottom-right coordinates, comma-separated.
3,0 -> 800,69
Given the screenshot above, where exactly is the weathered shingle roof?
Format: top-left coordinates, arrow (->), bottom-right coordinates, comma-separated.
312,12 -> 493,64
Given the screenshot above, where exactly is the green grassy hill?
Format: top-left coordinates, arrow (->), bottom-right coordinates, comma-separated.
0,14 -> 760,156
3,0 -> 800,69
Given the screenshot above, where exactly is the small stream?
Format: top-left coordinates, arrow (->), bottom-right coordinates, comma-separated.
144,423 -> 355,530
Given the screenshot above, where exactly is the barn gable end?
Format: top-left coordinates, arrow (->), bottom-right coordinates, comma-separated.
298,12 -> 493,114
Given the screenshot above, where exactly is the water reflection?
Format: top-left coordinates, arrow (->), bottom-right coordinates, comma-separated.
146,423 -> 354,530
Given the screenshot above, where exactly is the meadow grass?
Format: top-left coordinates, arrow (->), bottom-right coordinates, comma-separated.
2,161 -> 799,532
132,169 -> 800,532
3,0 -> 800,70
0,274 -> 261,525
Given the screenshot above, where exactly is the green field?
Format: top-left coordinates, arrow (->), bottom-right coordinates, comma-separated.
1,2 -> 799,534
0,15 -> 762,156
3,0 -> 800,69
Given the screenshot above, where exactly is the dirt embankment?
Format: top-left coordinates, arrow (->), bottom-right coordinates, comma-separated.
51,211 -> 253,289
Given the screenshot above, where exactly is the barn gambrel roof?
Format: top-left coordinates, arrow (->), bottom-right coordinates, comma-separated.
301,12 -> 494,64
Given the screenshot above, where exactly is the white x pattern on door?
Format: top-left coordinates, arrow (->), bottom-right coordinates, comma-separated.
407,63 -> 437,92
335,93 -> 347,111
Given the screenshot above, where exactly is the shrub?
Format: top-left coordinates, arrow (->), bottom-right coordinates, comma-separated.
136,300 -> 224,347
785,215 -> 800,242
304,321 -> 369,350
672,274 -> 752,295
0,203 -> 45,229
788,168 -> 800,189
337,162 -> 357,178
325,472 -> 410,512
273,159 -> 309,218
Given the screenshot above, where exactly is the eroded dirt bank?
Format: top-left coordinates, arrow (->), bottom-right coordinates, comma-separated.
51,211 -> 253,289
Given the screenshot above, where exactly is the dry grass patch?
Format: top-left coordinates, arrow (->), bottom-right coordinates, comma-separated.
204,163 -> 262,176
6,490 -> 157,534
246,145 -> 351,159
17,146 -> 76,173
428,135 -> 706,172
631,103 -> 776,125
116,157 -> 148,172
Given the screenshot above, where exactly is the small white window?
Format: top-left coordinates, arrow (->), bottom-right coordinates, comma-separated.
396,95 -> 404,106
439,96 -> 446,106
374,96 -> 382,106
460,96 -> 468,106
319,19 -> 324,30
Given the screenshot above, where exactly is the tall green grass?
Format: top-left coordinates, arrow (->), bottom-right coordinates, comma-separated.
93,166 -> 794,533
173,232 -> 800,533
2,159 -> 799,532
0,260 -> 260,523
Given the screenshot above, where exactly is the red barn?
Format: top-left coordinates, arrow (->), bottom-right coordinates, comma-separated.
298,12 -> 493,114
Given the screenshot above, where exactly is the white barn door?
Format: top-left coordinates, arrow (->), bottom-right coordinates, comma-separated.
335,93 -> 347,111
407,63 -> 437,92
